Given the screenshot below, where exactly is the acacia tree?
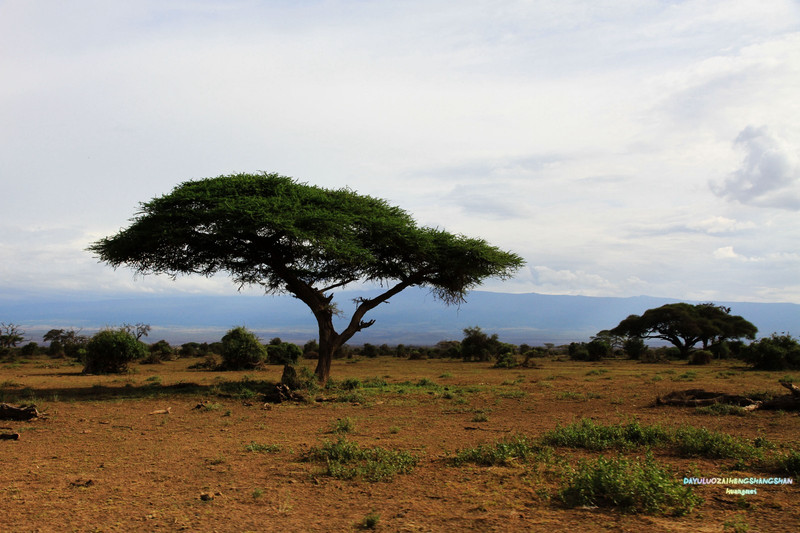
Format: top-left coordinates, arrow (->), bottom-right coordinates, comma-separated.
0,323 -> 25,352
608,302 -> 757,358
88,173 -> 524,382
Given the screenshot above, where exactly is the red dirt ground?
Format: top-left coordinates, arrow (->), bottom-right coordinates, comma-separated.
1,356 -> 797,532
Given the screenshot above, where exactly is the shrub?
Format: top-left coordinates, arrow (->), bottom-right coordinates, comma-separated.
461,326 -> 502,362
744,333 -> 800,370
180,342 -> 201,357
331,417 -> 356,434
568,342 -> 590,361
189,354 -> 219,370
302,339 -> 319,359
360,511 -> 380,530
220,327 -> 267,370
772,449 -> 800,477
360,343 -> 378,358
559,454 -> 701,515
689,350 -> 713,365
709,341 -> 731,359
586,339 -> 611,361
624,337 -> 648,359
142,339 -> 174,364
267,342 -> 302,365
493,351 -> 518,368
20,342 -> 40,356
83,329 -> 147,374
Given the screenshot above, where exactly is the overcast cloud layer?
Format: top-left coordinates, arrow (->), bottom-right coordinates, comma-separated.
1,0 -> 799,304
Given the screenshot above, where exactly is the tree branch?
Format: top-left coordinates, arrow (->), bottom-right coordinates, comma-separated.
319,278 -> 358,293
338,278 -> 417,343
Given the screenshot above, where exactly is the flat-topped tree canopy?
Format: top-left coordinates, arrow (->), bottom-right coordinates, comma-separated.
89,172 -> 525,382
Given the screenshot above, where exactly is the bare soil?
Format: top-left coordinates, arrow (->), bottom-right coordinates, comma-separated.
0,356 -> 797,532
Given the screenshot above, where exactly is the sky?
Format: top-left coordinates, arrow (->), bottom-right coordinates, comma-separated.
1,0 -> 799,305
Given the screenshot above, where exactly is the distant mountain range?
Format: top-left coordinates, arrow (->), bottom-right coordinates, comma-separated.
2,288 -> 798,346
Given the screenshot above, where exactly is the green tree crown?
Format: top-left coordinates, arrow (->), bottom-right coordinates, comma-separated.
89,173 -> 524,382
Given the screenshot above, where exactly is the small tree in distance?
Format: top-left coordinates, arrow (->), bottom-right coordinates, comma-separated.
220,326 -> 267,370
0,323 -> 25,355
608,303 -> 757,358
84,328 -> 147,374
88,172 -> 524,383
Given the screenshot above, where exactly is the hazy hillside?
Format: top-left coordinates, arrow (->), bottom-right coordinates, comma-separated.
3,288 -> 798,346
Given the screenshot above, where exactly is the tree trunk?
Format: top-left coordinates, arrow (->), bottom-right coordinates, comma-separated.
0,403 -> 40,421
314,316 -> 340,385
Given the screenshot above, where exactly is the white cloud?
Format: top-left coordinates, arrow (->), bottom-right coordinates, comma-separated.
711,126 -> 800,209
1,1 -> 799,303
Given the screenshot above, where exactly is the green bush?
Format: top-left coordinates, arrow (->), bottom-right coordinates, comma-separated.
586,339 -> 611,361
772,449 -> 800,477
220,327 -> 268,370
559,454 -> 701,515
142,339 -> 174,364
493,351 -> 518,368
624,337 -> 648,359
83,329 -> 147,374
744,333 -> 800,370
267,341 -> 302,365
689,350 -> 713,365
709,341 -> 731,359
568,342 -> 590,361
179,342 -> 201,357
20,342 -> 40,356
461,326 -> 502,362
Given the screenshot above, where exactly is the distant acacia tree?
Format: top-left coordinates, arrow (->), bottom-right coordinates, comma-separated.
0,323 -> 25,354
609,303 -> 757,358
461,326 -> 502,362
122,323 -> 151,341
89,173 -> 524,383
43,328 -> 88,358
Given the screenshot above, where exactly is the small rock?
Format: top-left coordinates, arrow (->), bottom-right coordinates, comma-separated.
200,492 -> 214,501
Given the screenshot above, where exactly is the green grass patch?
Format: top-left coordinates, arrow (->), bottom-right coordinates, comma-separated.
331,416 -> 356,434
542,419 -> 671,451
672,426 -> 763,460
304,437 -> 417,482
542,419 -> 766,462
695,403 -> 749,416
769,449 -> 800,476
359,511 -> 380,530
555,391 -> 601,401
245,442 -> 282,453
497,388 -> 526,399
559,454 -> 701,516
449,435 -> 547,466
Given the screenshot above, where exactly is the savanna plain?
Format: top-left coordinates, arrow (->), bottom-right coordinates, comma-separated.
1,355 -> 798,532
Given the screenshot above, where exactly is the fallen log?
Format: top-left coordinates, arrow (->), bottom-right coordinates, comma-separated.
0,403 -> 40,421
656,381 -> 800,412
780,380 -> 800,397
263,384 -> 307,404
656,389 -> 759,408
